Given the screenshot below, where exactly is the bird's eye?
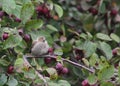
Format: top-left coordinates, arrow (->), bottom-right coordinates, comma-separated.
43,40 -> 45,42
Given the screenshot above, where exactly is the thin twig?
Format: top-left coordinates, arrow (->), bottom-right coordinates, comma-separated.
23,55 -> 48,86
24,54 -> 95,73
42,55 -> 95,73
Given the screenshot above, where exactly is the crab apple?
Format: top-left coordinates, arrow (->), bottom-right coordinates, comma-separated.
18,29 -> 24,36
23,34 -> 30,42
75,55 -> 82,60
112,48 -> 117,56
7,66 -> 14,74
89,8 -> 98,15
55,63 -> 63,71
44,57 -> 52,64
36,6 -> 43,13
43,7 -> 49,14
61,67 -> 69,74
48,47 -> 53,53
2,33 -> 9,40
110,9 -> 118,16
0,11 -> 4,18
15,18 -> 21,22
82,79 -> 90,86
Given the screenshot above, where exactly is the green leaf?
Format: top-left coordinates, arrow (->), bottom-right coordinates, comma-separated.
83,15 -> 94,32
15,58 -> 24,67
96,33 -> 112,41
88,74 -> 97,85
14,40 -> 27,53
99,42 -> 113,60
73,67 -> 83,77
0,59 -> 9,66
54,48 -> 63,55
0,74 -> 7,86
7,77 -> 18,86
54,4 -> 63,18
2,0 -> 16,14
46,25 -> 58,32
20,3 -> 34,24
62,42 -> 72,53
3,35 -> 22,49
99,2 -> 106,13
100,82 -> 114,86
46,68 -> 58,80
98,66 -> 114,80
48,82 -> 58,86
12,5 -> 22,18
89,53 -> 98,66
110,33 -> 120,43
118,67 -> 120,80
25,19 -> 43,30
15,0 -> 31,4
79,41 -> 97,57
58,80 -> 71,86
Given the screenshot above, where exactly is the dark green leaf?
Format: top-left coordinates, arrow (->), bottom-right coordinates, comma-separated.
3,35 -> 22,49
0,59 -> 9,66
25,19 -> 43,30
99,42 -> 113,60
99,2 -> 106,13
20,3 -> 34,24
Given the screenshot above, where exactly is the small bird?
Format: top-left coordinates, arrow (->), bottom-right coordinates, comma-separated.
31,36 -> 49,56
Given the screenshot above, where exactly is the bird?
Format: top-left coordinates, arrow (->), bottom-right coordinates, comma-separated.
31,36 -> 49,56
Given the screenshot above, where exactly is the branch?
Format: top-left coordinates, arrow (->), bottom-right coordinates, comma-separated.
23,55 -> 48,86
24,54 -> 95,73
42,55 -> 95,73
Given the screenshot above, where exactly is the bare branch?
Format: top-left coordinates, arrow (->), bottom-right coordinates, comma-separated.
24,54 -> 95,73
23,55 -> 48,86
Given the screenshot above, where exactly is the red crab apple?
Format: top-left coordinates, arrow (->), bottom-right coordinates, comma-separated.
112,48 -> 117,56
43,7 -> 49,14
2,33 -> 9,40
23,34 -> 30,42
55,63 -> 63,71
61,67 -> 69,74
36,6 -> 43,13
7,66 -> 14,74
0,11 -> 4,18
82,79 -> 90,86
44,57 -> 52,64
89,8 -> 98,15
15,18 -> 21,22
110,9 -> 118,16
18,29 -> 23,36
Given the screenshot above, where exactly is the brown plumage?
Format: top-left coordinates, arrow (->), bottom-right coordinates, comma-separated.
31,36 -> 49,56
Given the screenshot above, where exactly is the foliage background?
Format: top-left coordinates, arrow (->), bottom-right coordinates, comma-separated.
0,0 -> 120,86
